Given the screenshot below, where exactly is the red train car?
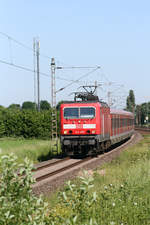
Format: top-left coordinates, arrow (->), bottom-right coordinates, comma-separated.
60,100 -> 134,156
110,109 -> 134,145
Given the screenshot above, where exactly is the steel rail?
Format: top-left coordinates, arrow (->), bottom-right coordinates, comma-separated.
35,157 -> 91,182
34,157 -> 70,172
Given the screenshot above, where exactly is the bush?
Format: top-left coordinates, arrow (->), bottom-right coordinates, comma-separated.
49,171 -> 98,225
0,154 -> 48,225
0,112 -> 5,137
1,109 -> 54,139
0,154 -> 97,225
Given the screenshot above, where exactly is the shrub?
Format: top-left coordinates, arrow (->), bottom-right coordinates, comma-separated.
0,113 -> 5,137
49,171 -> 98,224
1,109 -> 54,139
0,154 -> 48,225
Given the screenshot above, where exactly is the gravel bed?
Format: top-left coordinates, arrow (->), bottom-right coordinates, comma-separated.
32,131 -> 143,196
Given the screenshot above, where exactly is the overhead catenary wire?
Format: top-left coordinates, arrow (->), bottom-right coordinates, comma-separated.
0,31 -> 50,60
0,31 -> 103,84
0,58 -> 78,82
56,67 -> 100,93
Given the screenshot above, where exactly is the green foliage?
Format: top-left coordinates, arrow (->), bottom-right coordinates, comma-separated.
0,105 -> 6,110
22,101 -> 36,110
7,104 -> 21,110
0,112 -> 5,137
40,100 -> 51,110
48,135 -> 150,225
0,138 -> 52,164
0,109 -> 52,138
49,171 -> 98,224
0,104 -> 61,138
2,135 -> 150,225
136,102 -> 150,125
126,89 -> 135,112
0,154 -> 48,225
56,101 -> 64,110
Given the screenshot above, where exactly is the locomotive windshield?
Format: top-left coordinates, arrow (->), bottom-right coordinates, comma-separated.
80,107 -> 95,118
64,108 -> 79,118
64,107 -> 95,119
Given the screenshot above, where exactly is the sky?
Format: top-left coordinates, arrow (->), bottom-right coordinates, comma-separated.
0,0 -> 150,108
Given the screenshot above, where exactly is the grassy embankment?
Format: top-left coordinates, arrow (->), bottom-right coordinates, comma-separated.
48,135 -> 150,224
0,137 -> 61,164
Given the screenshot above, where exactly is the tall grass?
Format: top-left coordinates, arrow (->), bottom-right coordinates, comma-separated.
48,135 -> 150,224
0,137 -> 60,164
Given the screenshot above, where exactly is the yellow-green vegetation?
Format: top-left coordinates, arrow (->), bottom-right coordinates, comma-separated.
0,154 -> 49,225
48,135 -> 150,224
1,135 -> 150,224
0,137 -> 56,164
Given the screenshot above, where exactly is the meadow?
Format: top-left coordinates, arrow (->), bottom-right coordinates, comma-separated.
0,137 -> 55,164
48,134 -> 150,224
1,134 -> 150,224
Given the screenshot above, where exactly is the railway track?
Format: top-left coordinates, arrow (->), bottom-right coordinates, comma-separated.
34,157 -> 69,172
135,126 -> 150,134
34,157 -> 91,182
32,131 -> 142,195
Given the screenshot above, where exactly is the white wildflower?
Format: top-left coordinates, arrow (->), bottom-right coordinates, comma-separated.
104,186 -> 108,190
110,222 -> 115,225
109,183 -> 113,187
120,184 -> 124,188
112,202 -> 115,207
134,202 -> 137,206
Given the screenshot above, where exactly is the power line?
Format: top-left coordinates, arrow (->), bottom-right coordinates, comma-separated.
0,59 -> 49,77
0,58 -> 83,82
0,31 -> 50,59
56,67 -> 100,93
0,31 -> 103,83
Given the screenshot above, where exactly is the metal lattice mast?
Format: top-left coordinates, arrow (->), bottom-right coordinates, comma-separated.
51,58 -> 56,108
33,38 -> 37,109
36,39 -> 40,112
51,58 -> 58,153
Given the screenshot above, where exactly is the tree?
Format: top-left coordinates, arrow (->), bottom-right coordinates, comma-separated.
0,105 -> 5,112
56,100 -> 64,110
8,104 -> 20,110
0,112 -> 5,137
40,100 -> 51,110
22,101 -> 36,110
126,90 -> 135,113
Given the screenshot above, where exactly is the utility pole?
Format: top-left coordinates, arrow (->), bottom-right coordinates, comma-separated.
36,39 -> 40,112
33,38 -> 36,109
51,58 -> 56,108
51,58 -> 58,154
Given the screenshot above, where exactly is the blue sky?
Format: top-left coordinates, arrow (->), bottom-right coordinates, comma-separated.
0,0 -> 150,107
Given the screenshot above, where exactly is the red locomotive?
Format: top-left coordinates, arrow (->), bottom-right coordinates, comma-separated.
60,86 -> 134,155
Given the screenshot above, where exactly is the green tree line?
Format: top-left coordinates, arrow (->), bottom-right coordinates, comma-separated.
126,90 -> 150,125
0,100 -> 60,138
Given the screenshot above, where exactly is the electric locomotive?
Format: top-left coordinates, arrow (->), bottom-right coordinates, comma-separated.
60,86 -> 134,155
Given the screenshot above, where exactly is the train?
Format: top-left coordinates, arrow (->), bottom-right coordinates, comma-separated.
60,87 -> 134,156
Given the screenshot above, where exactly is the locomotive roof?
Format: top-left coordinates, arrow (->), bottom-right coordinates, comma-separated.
110,108 -> 134,116
61,100 -> 109,107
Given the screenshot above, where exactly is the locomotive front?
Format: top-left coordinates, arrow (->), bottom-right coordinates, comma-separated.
60,102 -> 100,155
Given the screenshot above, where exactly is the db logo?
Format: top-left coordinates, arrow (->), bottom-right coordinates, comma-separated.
77,124 -> 82,129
